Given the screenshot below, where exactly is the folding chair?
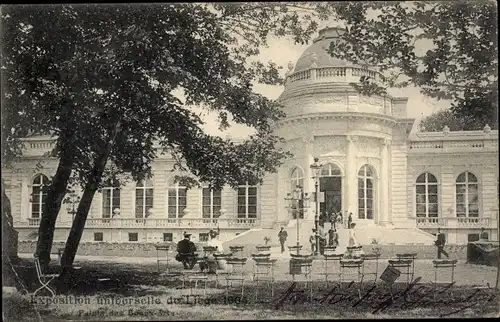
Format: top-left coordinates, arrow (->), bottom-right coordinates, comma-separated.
321,253 -> 343,287
212,253 -> 232,288
155,243 -> 172,274
289,254 -> 314,301
251,255 -> 277,301
388,259 -> 413,286
395,253 -> 417,282
360,253 -> 381,284
225,258 -> 248,300
34,256 -> 58,297
432,259 -> 458,299
339,259 -> 364,299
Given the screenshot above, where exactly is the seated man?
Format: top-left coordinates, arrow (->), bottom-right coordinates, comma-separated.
176,233 -> 197,269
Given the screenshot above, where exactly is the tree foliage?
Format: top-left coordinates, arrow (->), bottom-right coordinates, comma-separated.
320,1 -> 498,129
418,109 -> 467,132
2,3 -> 323,267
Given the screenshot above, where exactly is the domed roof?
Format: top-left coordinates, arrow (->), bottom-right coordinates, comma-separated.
294,27 -> 361,72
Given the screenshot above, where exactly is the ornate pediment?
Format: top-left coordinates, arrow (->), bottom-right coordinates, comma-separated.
359,95 -> 384,107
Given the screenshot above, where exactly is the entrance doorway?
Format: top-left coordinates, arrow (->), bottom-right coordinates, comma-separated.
319,164 -> 342,223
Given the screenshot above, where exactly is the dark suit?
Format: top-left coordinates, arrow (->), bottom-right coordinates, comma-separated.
436,232 -> 449,259
176,239 -> 197,269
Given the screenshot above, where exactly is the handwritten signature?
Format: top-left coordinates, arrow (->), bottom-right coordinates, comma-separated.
273,278 -> 496,316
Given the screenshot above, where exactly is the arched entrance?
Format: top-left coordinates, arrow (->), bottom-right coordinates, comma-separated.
319,163 -> 342,217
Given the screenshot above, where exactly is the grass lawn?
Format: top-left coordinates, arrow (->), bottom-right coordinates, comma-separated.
3,258 -> 499,320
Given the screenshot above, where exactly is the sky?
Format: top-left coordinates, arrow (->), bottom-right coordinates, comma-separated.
198,23 -> 452,139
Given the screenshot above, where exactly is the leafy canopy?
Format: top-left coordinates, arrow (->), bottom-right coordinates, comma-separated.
2,3 -> 324,190
319,1 -> 498,130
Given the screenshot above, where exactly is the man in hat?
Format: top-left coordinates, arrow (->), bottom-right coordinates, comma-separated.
176,232 -> 198,269
435,228 -> 449,259
278,227 -> 288,253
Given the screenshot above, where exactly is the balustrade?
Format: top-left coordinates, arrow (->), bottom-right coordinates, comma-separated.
415,217 -> 491,228
18,217 -> 259,229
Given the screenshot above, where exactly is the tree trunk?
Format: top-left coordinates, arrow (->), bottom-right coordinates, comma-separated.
35,150 -> 74,268
60,121 -> 121,276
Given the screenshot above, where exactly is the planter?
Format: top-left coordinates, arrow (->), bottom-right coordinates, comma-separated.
323,246 -> 337,255
229,246 -> 244,253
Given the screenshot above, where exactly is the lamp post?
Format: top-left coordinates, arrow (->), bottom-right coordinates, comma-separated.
65,191 -> 80,221
285,185 -> 310,255
310,157 -> 323,256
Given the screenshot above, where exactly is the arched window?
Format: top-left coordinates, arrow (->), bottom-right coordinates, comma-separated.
456,171 -> 479,217
135,179 -> 153,218
358,165 -> 374,220
320,163 -> 342,177
102,179 -> 120,218
202,186 -> 221,218
415,172 -> 438,218
290,167 -> 304,219
167,182 -> 187,218
237,180 -> 258,219
290,167 -> 304,190
31,174 -> 48,218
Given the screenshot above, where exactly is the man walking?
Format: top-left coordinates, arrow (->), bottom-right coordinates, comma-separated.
309,229 -> 317,254
435,228 -> 449,259
278,227 -> 288,253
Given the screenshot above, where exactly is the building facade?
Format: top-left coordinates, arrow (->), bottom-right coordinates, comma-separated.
4,27 -> 498,245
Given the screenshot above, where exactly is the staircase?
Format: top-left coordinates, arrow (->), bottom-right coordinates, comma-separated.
222,219 -> 436,258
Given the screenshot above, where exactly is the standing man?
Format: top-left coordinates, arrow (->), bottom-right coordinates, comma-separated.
278,227 -> 288,253
435,228 -> 449,259
309,229 -> 317,254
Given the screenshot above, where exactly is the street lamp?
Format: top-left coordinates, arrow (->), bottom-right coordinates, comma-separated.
65,191 -> 81,221
310,157 -> 323,256
285,185 -> 310,254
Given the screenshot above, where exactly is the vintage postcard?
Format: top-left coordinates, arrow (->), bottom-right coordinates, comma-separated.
2,2 -> 499,320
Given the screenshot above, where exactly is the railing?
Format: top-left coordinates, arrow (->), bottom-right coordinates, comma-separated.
16,217 -> 260,229
415,217 -> 492,228
285,66 -> 384,86
289,69 -> 311,83
415,217 -> 446,227
409,139 -> 497,152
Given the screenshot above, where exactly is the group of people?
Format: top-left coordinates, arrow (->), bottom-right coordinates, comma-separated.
278,211 -> 358,256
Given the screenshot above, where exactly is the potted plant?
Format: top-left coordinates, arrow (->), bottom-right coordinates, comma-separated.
256,237 -> 272,253
371,238 -> 382,256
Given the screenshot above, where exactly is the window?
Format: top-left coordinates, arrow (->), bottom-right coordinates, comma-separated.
167,182 -> 187,218
31,174 -> 49,219
135,179 -> 153,218
202,187 -> 221,218
199,233 -> 209,242
290,168 -> 304,219
94,232 -> 104,242
358,165 -> 374,220
237,181 -> 258,218
163,233 -> 173,242
102,180 -> 120,218
415,172 -> 439,218
318,163 -> 342,215
128,232 -> 138,242
456,171 -> 479,217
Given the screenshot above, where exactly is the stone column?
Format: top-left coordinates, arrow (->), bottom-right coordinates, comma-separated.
346,135 -> 357,215
379,138 -> 391,225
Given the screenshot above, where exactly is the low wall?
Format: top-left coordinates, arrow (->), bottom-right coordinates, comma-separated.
19,241 -> 468,260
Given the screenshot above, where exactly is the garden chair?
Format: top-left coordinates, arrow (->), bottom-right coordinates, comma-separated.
33,255 -> 58,297
155,243 -> 173,274
224,257 -> 248,300
321,253 -> 343,286
289,254 -> 314,300
251,254 -> 277,301
395,253 -> 417,282
360,253 -> 381,284
339,258 -> 364,298
432,259 -> 458,299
